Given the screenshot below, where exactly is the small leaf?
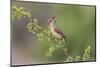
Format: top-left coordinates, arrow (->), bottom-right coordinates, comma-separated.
64,56 -> 73,62
33,18 -> 38,23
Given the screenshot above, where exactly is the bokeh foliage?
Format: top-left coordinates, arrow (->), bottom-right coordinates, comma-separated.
11,1 -> 96,64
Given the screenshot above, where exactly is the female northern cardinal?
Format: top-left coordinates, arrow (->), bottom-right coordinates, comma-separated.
48,16 -> 68,56
48,16 -> 65,39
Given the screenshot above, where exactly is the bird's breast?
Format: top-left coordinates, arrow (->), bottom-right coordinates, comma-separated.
50,27 -> 63,39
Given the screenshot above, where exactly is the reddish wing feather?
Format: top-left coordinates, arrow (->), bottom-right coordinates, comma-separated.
54,27 -> 65,38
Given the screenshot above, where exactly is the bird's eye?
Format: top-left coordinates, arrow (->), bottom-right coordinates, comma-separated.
49,20 -> 52,22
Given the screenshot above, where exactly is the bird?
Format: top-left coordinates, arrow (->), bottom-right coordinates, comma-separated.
48,16 -> 68,56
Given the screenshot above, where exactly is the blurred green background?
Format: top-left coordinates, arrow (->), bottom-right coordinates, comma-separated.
11,1 -> 96,65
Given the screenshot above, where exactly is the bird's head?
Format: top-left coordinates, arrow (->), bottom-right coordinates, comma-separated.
48,16 -> 56,25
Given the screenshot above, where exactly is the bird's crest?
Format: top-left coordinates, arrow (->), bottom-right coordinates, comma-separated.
51,16 -> 56,20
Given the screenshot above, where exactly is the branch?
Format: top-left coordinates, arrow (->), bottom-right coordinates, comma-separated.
12,5 -> 68,58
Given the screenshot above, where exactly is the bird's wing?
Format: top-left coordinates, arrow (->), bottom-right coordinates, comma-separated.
54,27 -> 65,38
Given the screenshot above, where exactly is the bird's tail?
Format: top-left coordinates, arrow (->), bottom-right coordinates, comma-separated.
62,38 -> 69,56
